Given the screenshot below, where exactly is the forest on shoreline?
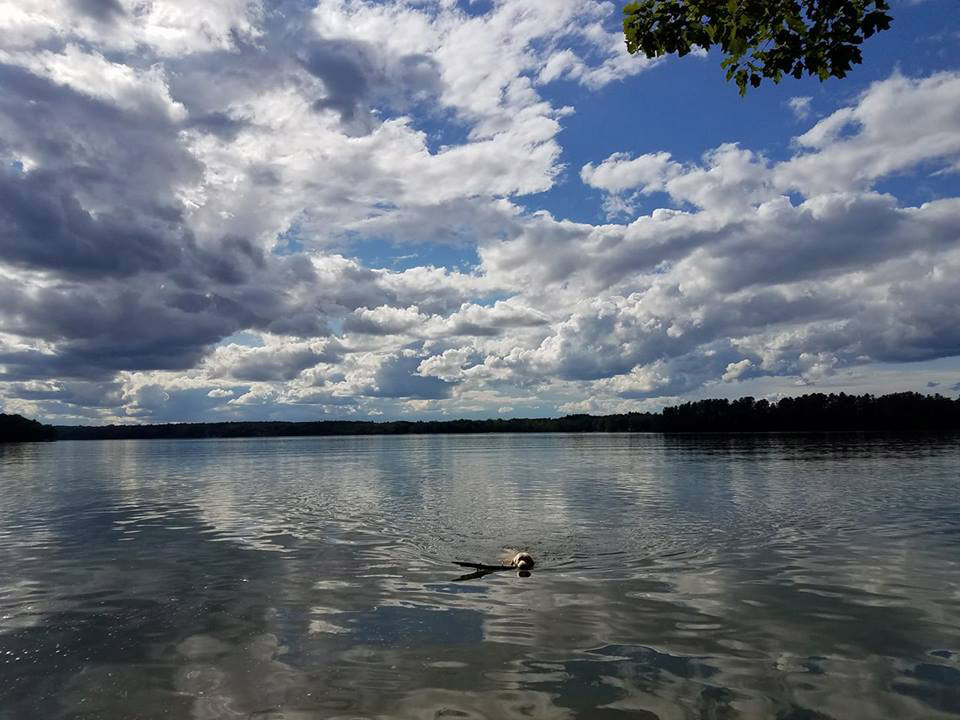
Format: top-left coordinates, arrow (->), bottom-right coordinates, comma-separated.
3,392 -> 960,442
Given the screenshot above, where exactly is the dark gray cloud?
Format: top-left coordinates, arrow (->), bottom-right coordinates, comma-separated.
5,380 -> 125,408
614,349 -> 745,399
448,322 -> 502,337
124,386 -> 239,423
702,195 -> 941,294
185,112 -> 249,140
367,353 -> 456,399
0,62 -> 196,197
853,270 -> 960,363
0,166 -> 188,278
302,39 -> 443,132
305,41 -> 370,122
0,251 -> 341,381
72,0 -> 125,22
449,303 -> 550,337
195,236 -> 266,286
227,343 -> 344,382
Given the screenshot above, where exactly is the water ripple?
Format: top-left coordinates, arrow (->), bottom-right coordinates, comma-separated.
0,434 -> 958,719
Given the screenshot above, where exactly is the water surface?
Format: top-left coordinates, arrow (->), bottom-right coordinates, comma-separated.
1,434 -> 958,719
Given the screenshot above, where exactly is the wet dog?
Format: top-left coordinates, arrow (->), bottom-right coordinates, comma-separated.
505,551 -> 534,571
452,550 -> 535,580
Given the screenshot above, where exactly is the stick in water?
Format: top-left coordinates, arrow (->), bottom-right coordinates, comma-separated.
450,552 -> 535,580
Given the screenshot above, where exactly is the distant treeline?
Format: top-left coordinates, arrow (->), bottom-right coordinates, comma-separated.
2,392 -> 959,442
53,415 -> 648,440
0,413 -> 57,442
658,392 -> 960,432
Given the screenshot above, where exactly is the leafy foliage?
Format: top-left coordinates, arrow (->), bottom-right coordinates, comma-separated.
623,0 -> 893,94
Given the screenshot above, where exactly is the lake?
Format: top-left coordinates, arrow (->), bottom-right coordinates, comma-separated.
1,434 -> 958,719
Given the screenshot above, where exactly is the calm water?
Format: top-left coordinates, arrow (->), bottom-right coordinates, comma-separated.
1,434 -> 959,720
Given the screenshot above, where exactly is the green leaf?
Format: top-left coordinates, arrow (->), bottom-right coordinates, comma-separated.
622,0 -> 894,95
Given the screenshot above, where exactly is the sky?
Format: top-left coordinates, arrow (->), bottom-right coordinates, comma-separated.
1,0 -> 959,425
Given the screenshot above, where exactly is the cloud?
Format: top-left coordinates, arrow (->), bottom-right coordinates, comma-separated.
536,17 -> 661,89
4,379 -> 125,408
777,72 -> 960,194
0,166 -> 188,279
366,351 -> 457,400
1,0 -> 264,56
0,0 -> 958,423
581,144 -> 773,219
302,38 -> 443,133
344,305 -> 429,336
587,73 -> 960,218
211,340 -> 344,382
476,71 -> 960,401
580,152 -> 680,194
417,348 -> 477,383
443,301 -> 550,337
73,0 -> 125,23
787,96 -> 813,120
475,192 -> 960,392
723,360 -> 753,383
1,44 -> 187,120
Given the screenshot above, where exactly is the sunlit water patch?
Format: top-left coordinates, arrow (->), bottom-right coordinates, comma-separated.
1,434 -> 958,719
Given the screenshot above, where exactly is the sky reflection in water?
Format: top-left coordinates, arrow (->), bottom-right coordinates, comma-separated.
1,434 -> 958,719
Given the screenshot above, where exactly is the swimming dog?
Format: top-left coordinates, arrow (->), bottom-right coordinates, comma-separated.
505,551 -> 534,571
452,550 -> 535,580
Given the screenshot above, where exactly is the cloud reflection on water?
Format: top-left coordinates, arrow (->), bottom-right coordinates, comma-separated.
0,435 -> 959,719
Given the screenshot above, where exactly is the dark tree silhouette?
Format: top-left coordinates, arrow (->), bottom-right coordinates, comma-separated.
0,413 -> 56,442
623,0 -> 893,94
44,392 -> 960,440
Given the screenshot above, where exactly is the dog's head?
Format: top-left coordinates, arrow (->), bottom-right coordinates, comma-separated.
511,552 -> 534,571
